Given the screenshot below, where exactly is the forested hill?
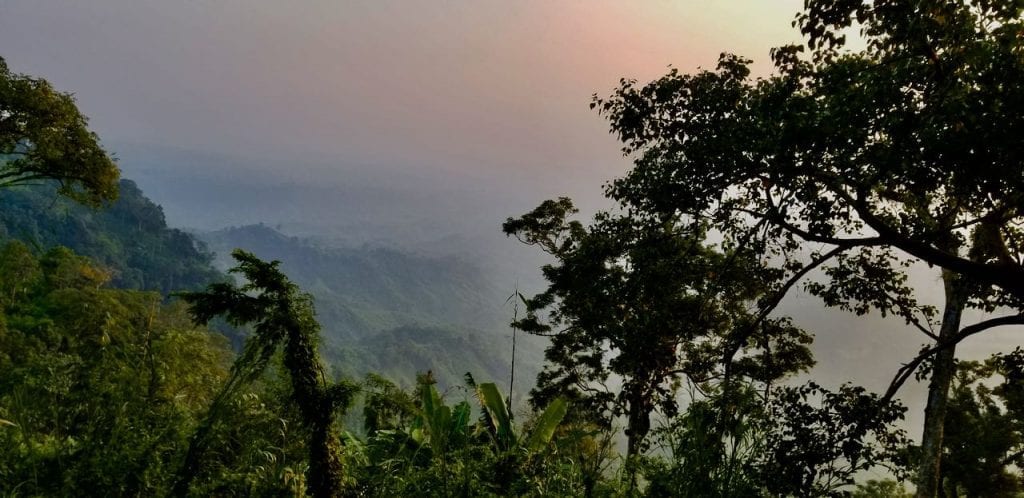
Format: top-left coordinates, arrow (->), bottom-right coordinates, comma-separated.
0,179 -> 221,293
199,224 -> 539,388
0,175 -> 532,389
200,224 -> 511,336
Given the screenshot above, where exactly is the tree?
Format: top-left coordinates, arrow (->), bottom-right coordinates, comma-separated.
175,250 -> 356,498
503,198 -> 814,480
642,372 -> 907,497
591,2 -> 1024,495
758,382 -> 908,497
852,479 -> 912,498
0,56 -> 119,205
0,240 -> 39,303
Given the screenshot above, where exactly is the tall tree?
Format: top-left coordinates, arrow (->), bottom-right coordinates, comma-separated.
503,199 -> 814,475
591,2 -> 1024,495
175,250 -> 356,498
0,56 -> 119,205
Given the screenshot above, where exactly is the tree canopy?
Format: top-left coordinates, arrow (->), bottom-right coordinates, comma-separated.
590,2 -> 1024,495
504,198 -> 815,463
596,0 -> 1024,310
0,57 -> 119,206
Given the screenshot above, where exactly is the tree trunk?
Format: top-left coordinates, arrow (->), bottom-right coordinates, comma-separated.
308,415 -> 345,498
625,388 -> 652,459
283,317 -> 346,498
916,270 -> 966,498
624,386 -> 653,492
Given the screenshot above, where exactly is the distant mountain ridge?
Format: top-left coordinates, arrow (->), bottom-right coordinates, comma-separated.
200,223 -> 508,336
199,224 -> 541,389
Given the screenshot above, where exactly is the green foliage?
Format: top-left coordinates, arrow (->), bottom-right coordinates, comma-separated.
525,396 -> 568,453
644,387 -> 766,498
478,382 -> 516,451
0,180 -> 221,294
178,249 -> 356,498
0,240 -> 38,304
0,56 -> 119,206
851,479 -> 911,498
418,380 -> 473,455
0,222 -> 585,496
0,228 -> 910,497
350,375 -> 578,497
0,243 -> 233,496
474,381 -> 568,456
362,372 -> 417,434
185,378 -> 314,497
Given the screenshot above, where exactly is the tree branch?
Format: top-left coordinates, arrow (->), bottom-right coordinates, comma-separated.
849,191 -> 1024,298
881,313 -> 1024,406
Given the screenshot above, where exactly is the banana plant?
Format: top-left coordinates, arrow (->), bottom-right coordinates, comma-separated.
383,380 -> 568,458
351,378 -> 572,496
413,382 -> 472,455
476,382 -> 568,455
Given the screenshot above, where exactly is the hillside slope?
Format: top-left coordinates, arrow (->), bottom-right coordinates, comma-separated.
0,179 -> 539,390
201,224 -> 506,336
0,180 -> 221,293
200,224 -> 542,389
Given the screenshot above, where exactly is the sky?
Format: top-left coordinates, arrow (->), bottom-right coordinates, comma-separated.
3,1 -> 1021,442
0,0 -> 804,201
0,0 -> 811,285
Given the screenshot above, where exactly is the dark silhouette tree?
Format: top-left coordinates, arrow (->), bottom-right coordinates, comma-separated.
504,198 -> 815,485
935,352 -> 1024,496
591,2 -> 1024,494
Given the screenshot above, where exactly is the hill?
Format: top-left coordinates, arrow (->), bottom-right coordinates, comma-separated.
200,224 -> 506,336
0,179 -> 221,294
0,178 -> 540,391
199,224 -> 542,390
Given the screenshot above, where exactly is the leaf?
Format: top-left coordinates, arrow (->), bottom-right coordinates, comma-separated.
421,383 -> 443,421
420,383 -> 450,448
451,400 -> 472,439
526,397 -> 569,452
478,382 -> 515,450
431,404 -> 452,451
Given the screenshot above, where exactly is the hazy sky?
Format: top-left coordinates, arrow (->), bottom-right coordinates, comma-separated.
0,0 -> 804,199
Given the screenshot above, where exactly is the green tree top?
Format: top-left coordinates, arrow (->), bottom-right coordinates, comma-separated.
0,56 -> 119,206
